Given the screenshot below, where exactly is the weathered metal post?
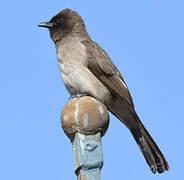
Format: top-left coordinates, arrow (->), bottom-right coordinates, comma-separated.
61,96 -> 109,180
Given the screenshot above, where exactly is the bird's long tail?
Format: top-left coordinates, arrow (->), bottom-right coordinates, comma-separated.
108,98 -> 169,173
130,118 -> 169,173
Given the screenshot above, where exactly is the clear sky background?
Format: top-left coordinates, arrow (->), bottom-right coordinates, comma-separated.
1,0 -> 183,179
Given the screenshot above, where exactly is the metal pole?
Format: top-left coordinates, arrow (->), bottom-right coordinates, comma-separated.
61,96 -> 109,180
73,133 -> 103,180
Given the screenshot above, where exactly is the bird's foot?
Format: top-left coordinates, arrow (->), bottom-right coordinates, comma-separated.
69,93 -> 89,100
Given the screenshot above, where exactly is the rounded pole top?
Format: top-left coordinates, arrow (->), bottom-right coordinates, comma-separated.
61,96 -> 109,141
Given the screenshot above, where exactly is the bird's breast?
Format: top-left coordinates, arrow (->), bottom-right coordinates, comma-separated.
55,37 -> 112,105
56,38 -> 88,66
57,58 -> 112,105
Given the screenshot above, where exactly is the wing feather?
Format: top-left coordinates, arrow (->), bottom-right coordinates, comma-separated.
82,40 -> 134,108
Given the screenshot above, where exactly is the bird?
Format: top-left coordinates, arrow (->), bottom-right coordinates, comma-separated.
38,8 -> 169,173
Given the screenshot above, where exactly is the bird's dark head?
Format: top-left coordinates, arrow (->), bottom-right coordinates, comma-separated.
38,9 -> 86,43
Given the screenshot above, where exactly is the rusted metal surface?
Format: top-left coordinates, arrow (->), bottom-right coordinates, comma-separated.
78,173 -> 86,180
87,135 -> 101,142
61,96 -> 109,141
61,96 -> 108,179
77,169 -> 101,180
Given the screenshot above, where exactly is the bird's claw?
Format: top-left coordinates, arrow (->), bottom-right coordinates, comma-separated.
69,93 -> 88,100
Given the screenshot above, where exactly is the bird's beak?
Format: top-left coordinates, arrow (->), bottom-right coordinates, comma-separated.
38,22 -> 54,28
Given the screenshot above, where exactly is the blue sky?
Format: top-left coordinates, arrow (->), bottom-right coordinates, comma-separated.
1,0 -> 183,179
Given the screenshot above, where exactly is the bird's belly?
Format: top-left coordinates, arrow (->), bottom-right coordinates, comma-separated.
58,61 -> 111,105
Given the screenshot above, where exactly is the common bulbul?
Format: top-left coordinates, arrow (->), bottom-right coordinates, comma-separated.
38,8 -> 169,173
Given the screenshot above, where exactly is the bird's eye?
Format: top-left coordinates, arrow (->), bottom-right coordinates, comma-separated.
57,18 -> 63,24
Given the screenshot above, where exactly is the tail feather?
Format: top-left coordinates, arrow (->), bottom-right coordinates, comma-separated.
130,118 -> 169,173
108,98 -> 169,173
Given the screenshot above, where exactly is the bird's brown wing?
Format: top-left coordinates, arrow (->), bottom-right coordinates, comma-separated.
82,40 -> 134,108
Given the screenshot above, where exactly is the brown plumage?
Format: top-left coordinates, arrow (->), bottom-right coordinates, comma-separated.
38,8 -> 169,173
